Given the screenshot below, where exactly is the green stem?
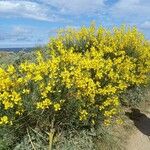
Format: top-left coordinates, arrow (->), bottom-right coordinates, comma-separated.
48,128 -> 55,150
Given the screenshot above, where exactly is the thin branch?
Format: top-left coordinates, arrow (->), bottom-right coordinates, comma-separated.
29,126 -> 47,141
27,128 -> 37,150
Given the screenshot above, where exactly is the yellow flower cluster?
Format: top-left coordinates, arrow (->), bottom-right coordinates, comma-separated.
0,24 -> 150,126
37,98 -> 52,109
0,116 -> 9,125
0,65 -> 24,124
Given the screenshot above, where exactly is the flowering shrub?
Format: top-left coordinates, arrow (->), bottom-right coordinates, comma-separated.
0,24 -> 150,127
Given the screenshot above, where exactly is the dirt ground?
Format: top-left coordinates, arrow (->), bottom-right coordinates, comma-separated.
125,105 -> 150,150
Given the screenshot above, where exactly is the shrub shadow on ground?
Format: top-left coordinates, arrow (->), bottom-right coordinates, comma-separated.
125,108 -> 150,136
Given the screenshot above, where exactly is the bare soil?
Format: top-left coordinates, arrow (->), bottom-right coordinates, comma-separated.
125,104 -> 150,150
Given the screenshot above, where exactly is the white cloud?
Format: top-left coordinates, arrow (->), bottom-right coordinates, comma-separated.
111,0 -> 150,18
41,0 -> 105,15
12,26 -> 32,34
141,21 -> 150,29
0,0 -> 105,22
0,0 -> 150,47
0,0 -> 60,21
0,25 -> 58,48
0,25 -> 35,42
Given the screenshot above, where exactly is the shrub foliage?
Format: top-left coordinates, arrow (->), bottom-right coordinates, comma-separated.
0,24 -> 150,129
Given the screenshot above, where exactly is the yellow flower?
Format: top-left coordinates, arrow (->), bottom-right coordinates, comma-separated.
37,98 -> 52,109
7,65 -> 15,74
79,110 -> 88,121
104,119 -> 111,126
33,74 -> 43,81
116,119 -> 123,125
91,119 -> 95,125
0,116 -> 9,125
54,103 -> 61,111
22,89 -> 30,94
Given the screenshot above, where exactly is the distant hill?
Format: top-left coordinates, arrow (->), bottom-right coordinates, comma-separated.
0,47 -> 34,52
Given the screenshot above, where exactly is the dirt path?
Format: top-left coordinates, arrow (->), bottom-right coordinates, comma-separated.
126,108 -> 150,150
126,129 -> 150,150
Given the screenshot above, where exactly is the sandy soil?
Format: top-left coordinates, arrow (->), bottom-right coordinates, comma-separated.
126,107 -> 150,150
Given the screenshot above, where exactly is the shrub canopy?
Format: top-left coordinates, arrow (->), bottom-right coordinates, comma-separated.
0,24 -> 150,127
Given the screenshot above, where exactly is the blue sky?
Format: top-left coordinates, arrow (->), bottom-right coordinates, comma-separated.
0,0 -> 150,48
